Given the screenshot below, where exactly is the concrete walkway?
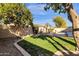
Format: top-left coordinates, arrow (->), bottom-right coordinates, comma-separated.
54,50 -> 79,56
0,37 -> 23,56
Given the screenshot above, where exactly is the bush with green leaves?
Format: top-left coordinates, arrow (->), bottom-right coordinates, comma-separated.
53,16 -> 67,28
0,3 -> 33,27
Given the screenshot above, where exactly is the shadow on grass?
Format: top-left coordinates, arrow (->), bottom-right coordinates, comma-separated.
18,40 -> 55,56
46,36 -> 75,55
18,35 -> 78,56
31,35 -> 77,56
31,35 -> 48,40
56,37 -> 76,46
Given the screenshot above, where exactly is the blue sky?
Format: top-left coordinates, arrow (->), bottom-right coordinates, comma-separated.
25,3 -> 79,27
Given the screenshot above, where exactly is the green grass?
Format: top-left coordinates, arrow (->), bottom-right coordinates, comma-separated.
18,35 -> 76,56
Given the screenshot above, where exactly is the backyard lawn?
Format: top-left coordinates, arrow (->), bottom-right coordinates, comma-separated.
18,35 -> 76,56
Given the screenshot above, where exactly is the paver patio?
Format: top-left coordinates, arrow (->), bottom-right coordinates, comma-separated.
0,37 -> 23,56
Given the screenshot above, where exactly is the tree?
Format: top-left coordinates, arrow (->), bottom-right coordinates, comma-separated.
0,3 -> 35,35
44,3 -> 79,50
0,3 -> 34,34
0,3 -> 33,27
53,16 -> 67,28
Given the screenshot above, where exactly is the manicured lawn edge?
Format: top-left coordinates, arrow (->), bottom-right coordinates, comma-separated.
14,39 -> 31,56
13,36 -> 79,56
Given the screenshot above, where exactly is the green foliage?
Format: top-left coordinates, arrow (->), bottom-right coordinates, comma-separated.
44,3 -> 72,13
53,16 -> 67,28
44,3 -> 73,22
0,3 -> 33,27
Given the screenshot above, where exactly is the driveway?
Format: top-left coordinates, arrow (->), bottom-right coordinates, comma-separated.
0,37 -> 23,56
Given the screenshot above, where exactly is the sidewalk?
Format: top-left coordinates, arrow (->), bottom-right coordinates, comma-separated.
54,50 -> 79,56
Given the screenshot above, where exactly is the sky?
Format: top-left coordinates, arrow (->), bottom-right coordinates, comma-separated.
25,3 -> 79,27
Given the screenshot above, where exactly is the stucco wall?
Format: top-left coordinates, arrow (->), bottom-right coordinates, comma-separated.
38,27 -> 47,33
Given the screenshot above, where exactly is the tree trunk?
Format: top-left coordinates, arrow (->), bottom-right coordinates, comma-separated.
68,8 -> 79,50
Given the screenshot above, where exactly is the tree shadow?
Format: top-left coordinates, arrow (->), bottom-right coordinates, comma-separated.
31,35 -> 48,40
47,40 -> 69,55
18,40 -> 55,56
45,36 -> 78,56
56,37 -> 76,46
42,36 -> 71,55
27,35 -> 78,56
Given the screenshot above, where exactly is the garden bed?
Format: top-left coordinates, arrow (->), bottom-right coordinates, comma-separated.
18,35 -> 76,56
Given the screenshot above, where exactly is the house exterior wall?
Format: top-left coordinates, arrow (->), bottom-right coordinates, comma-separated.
38,26 -> 47,33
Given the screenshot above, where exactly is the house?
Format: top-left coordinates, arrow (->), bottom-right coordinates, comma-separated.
38,26 -> 48,33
